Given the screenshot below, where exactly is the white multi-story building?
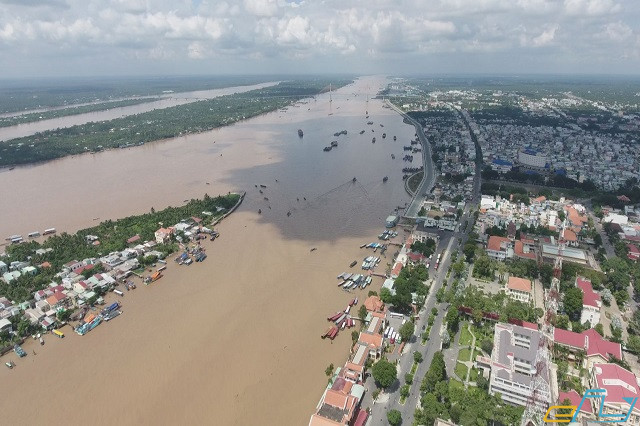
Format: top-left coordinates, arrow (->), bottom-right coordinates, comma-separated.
488,323 -> 551,409
518,148 -> 548,169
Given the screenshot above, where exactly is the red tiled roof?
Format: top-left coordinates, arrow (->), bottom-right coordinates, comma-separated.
563,229 -> 577,242
364,296 -> 384,313
584,328 -> 622,360
487,236 -> 511,252
514,240 -> 536,260
407,252 -> 425,262
554,327 -> 622,360
359,333 -> 383,349
558,390 -> 593,414
554,328 -> 586,349
576,277 -> 601,308
508,318 -> 538,330
618,195 -> 631,203
353,410 -> 369,426
392,262 -> 403,276
593,363 -> 640,406
507,276 -> 532,293
127,235 -> 141,244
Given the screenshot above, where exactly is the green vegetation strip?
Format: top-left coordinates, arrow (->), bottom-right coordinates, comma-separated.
0,80 -> 351,167
0,193 -> 240,302
0,98 -> 160,128
459,325 -> 473,346
454,362 -> 468,380
407,171 -> 423,194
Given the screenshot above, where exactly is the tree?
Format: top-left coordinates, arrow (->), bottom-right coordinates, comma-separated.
372,358 -> 397,389
399,320 -> 415,342
358,305 -> 367,323
405,373 -> 414,384
414,351 -> 423,363
627,335 -> 640,355
442,329 -> 451,347
351,330 -> 359,345
380,287 -> 393,304
400,384 -> 410,398
472,308 -> 484,324
446,305 -> 460,333
540,263 -> 554,288
595,323 -> 604,336
480,339 -> 493,355
421,351 -> 446,393
463,242 -> 477,262
564,287 -> 584,321
387,409 -> 402,426
325,363 -> 334,377
555,314 -> 570,330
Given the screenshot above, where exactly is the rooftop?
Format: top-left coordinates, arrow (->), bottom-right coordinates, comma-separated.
507,276 -> 532,293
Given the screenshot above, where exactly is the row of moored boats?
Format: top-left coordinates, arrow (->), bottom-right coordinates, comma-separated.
336,273 -> 373,290
322,298 -> 359,340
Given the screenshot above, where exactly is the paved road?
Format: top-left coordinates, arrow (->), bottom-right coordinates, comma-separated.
385,100 -> 436,218
368,203 -> 480,424
367,104 -> 482,425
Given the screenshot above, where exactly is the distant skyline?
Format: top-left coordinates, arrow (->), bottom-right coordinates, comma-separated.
0,0 -> 639,78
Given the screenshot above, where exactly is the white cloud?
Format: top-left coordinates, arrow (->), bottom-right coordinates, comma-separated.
531,25 -> 558,47
0,0 -> 637,76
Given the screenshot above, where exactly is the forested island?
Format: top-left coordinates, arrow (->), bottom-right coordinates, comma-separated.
0,193 -> 241,302
0,97 -> 160,128
0,79 -> 351,167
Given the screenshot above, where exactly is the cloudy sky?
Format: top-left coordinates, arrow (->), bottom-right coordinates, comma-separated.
0,0 -> 638,78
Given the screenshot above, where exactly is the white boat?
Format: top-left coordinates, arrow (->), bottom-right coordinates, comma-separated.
345,305 -> 350,314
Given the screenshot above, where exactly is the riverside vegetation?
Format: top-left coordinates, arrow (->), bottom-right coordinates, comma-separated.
0,79 -> 351,167
0,98 -> 160,128
0,193 -> 240,303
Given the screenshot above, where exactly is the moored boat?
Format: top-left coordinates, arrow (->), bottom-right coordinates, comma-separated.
298,129 -> 303,137
349,260 -> 357,268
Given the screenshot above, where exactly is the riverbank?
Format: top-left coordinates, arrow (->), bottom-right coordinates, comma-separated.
0,76 -> 415,424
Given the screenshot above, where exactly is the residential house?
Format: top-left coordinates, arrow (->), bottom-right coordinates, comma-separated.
46,291 -> 69,311
63,260 -> 84,273
155,227 -> 173,244
506,276 -> 533,303
73,280 -> 89,294
24,308 -> 45,324
2,271 -> 21,283
576,277 -> 602,326
487,236 -> 513,261
0,318 -> 12,332
0,260 -> 7,273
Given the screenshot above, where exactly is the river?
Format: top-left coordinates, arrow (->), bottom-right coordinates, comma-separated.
0,82 -> 278,142
0,76 -> 415,425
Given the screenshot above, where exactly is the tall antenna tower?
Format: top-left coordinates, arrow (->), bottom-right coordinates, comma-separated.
521,219 -> 565,425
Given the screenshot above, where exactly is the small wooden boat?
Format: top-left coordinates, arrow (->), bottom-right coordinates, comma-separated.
383,176 -> 388,182
349,260 -> 357,268
310,247 -> 317,252
258,209 -> 262,214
